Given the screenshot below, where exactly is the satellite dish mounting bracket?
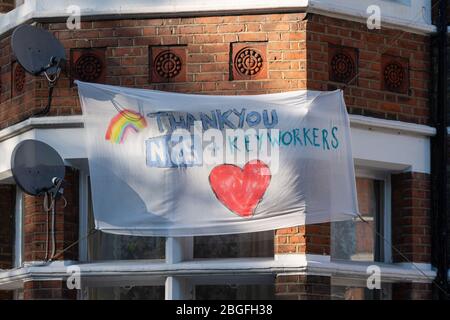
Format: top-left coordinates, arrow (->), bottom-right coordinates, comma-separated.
33,56 -> 63,117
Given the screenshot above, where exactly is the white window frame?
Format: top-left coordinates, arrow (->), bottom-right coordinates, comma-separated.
14,188 -> 23,268
78,171 -> 89,262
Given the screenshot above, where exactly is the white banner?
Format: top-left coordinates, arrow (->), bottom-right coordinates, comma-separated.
77,81 -> 358,236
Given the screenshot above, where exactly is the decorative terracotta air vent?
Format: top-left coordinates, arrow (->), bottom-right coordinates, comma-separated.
381,54 -> 409,94
328,45 -> 358,85
70,48 -> 106,84
231,42 -> 267,81
12,61 -> 26,97
150,46 -> 187,83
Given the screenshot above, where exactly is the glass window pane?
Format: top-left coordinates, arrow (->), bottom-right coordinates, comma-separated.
331,177 -> 384,262
194,231 -> 274,258
88,232 -> 165,260
88,286 -> 164,300
387,0 -> 411,5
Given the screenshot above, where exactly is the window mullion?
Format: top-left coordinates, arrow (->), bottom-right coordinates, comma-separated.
14,187 -> 23,268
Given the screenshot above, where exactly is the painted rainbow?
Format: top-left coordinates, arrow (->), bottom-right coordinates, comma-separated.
105,109 -> 147,144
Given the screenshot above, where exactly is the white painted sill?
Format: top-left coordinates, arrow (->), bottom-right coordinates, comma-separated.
0,256 -> 436,290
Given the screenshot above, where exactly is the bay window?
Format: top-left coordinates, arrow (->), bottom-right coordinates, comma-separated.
81,168 -> 392,300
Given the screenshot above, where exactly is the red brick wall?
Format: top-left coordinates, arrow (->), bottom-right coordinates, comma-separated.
23,280 -> 77,300
275,275 -> 330,300
275,223 -> 330,255
0,53 -> 40,127
0,13 -> 430,128
307,14 -> 430,125
392,172 -> 431,263
0,0 -> 13,13
0,13 -> 310,129
23,168 -> 79,262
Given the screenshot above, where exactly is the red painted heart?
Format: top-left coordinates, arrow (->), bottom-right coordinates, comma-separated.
209,160 -> 271,218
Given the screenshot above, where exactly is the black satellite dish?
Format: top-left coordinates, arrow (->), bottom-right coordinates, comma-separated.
11,25 -> 66,116
11,25 -> 66,76
11,140 -> 65,196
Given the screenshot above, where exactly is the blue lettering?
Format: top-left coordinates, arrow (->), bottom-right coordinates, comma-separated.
313,128 -> 320,147
200,111 -> 218,130
146,137 -> 170,167
322,129 -> 330,150
331,126 -> 339,149
147,112 -> 168,133
281,131 -> 293,145
263,110 -> 278,129
267,131 -> 280,146
246,111 -> 261,127
256,132 -> 264,149
232,108 -> 246,128
228,136 -> 240,151
168,114 -> 187,131
146,134 -> 202,168
303,128 -> 313,146
293,128 -> 303,146
186,113 -> 197,129
244,135 -> 251,152
216,109 -> 236,130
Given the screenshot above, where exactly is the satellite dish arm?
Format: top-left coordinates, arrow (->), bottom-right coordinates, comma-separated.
33,85 -> 55,117
33,57 -> 62,117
